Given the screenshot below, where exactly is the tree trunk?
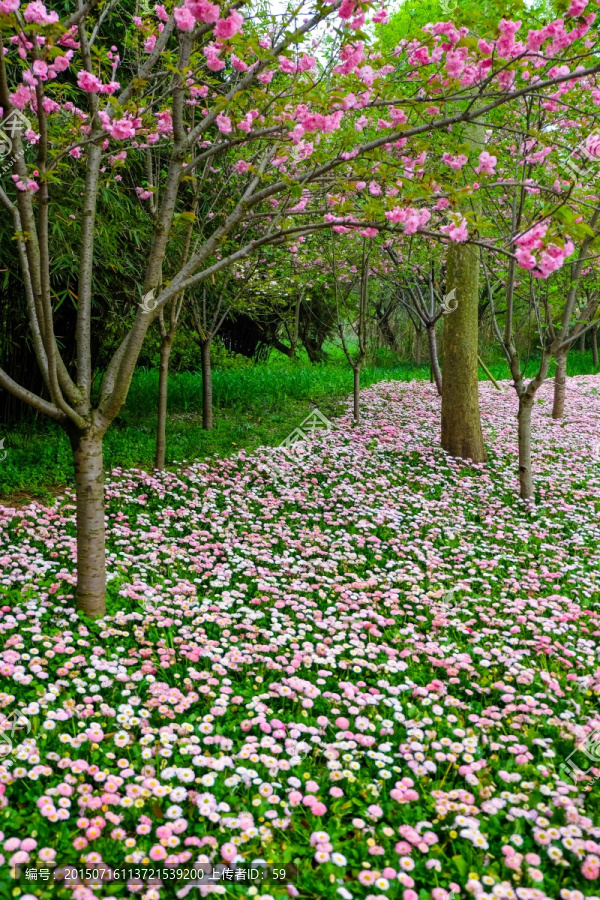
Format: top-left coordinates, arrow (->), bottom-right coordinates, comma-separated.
71,430 -> 106,617
441,242 -> 486,461
552,351 -> 567,420
353,366 -> 361,423
517,395 -> 534,501
427,325 -> 443,397
579,332 -> 585,353
440,120 -> 486,463
201,338 -> 213,431
593,326 -> 598,367
155,335 -> 173,470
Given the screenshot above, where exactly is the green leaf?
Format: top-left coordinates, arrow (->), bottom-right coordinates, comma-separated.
453,854 -> 469,877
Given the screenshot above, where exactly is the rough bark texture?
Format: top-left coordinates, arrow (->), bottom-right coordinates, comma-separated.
593,326 -> 598,367
201,339 -> 213,431
517,395 -> 534,500
440,121 -> 486,463
414,327 -> 422,365
353,367 -> 361,423
552,351 -> 567,420
71,431 -> 106,617
580,332 -> 585,353
155,335 -> 173,469
427,325 -> 443,397
441,243 -> 486,461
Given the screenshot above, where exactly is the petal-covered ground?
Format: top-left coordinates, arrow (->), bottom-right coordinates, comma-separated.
1,377 -> 600,900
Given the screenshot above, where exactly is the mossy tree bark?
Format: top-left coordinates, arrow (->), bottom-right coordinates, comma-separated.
155,329 -> 173,470
440,122 -> 486,463
552,351 -> 567,420
201,338 -> 213,431
70,428 -> 106,617
427,324 -> 443,397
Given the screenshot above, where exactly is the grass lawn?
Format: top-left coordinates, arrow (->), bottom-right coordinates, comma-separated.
1,348 -> 598,502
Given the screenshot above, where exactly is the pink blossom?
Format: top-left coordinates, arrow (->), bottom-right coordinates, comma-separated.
390,107 -> 407,125
9,84 -> 33,109
187,0 -> 219,22
108,117 -> 139,140
568,0 -> 587,15
440,215 -> 468,242
237,112 -> 254,133
583,131 -> 600,161
23,0 -> 58,23
214,10 -> 244,39
338,0 -> 357,19
372,6 -> 389,24
446,48 -> 467,79
333,41 -> 365,75
204,43 -> 225,71
231,54 -> 247,72
12,174 -> 39,191
0,0 -> 19,13
52,55 -> 71,73
474,150 -> 497,175
442,152 -> 468,170
174,6 -> 195,31
77,71 -> 103,92
216,113 -> 232,134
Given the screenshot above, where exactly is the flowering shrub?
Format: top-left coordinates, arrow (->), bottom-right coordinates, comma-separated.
0,377 -> 600,898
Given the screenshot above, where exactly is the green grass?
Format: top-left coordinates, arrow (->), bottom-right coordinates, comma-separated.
1,349 -> 598,501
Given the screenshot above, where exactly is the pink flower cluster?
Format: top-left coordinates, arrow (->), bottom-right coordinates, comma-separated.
515,221 -> 575,277
174,0 -> 244,37
385,206 -> 431,234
